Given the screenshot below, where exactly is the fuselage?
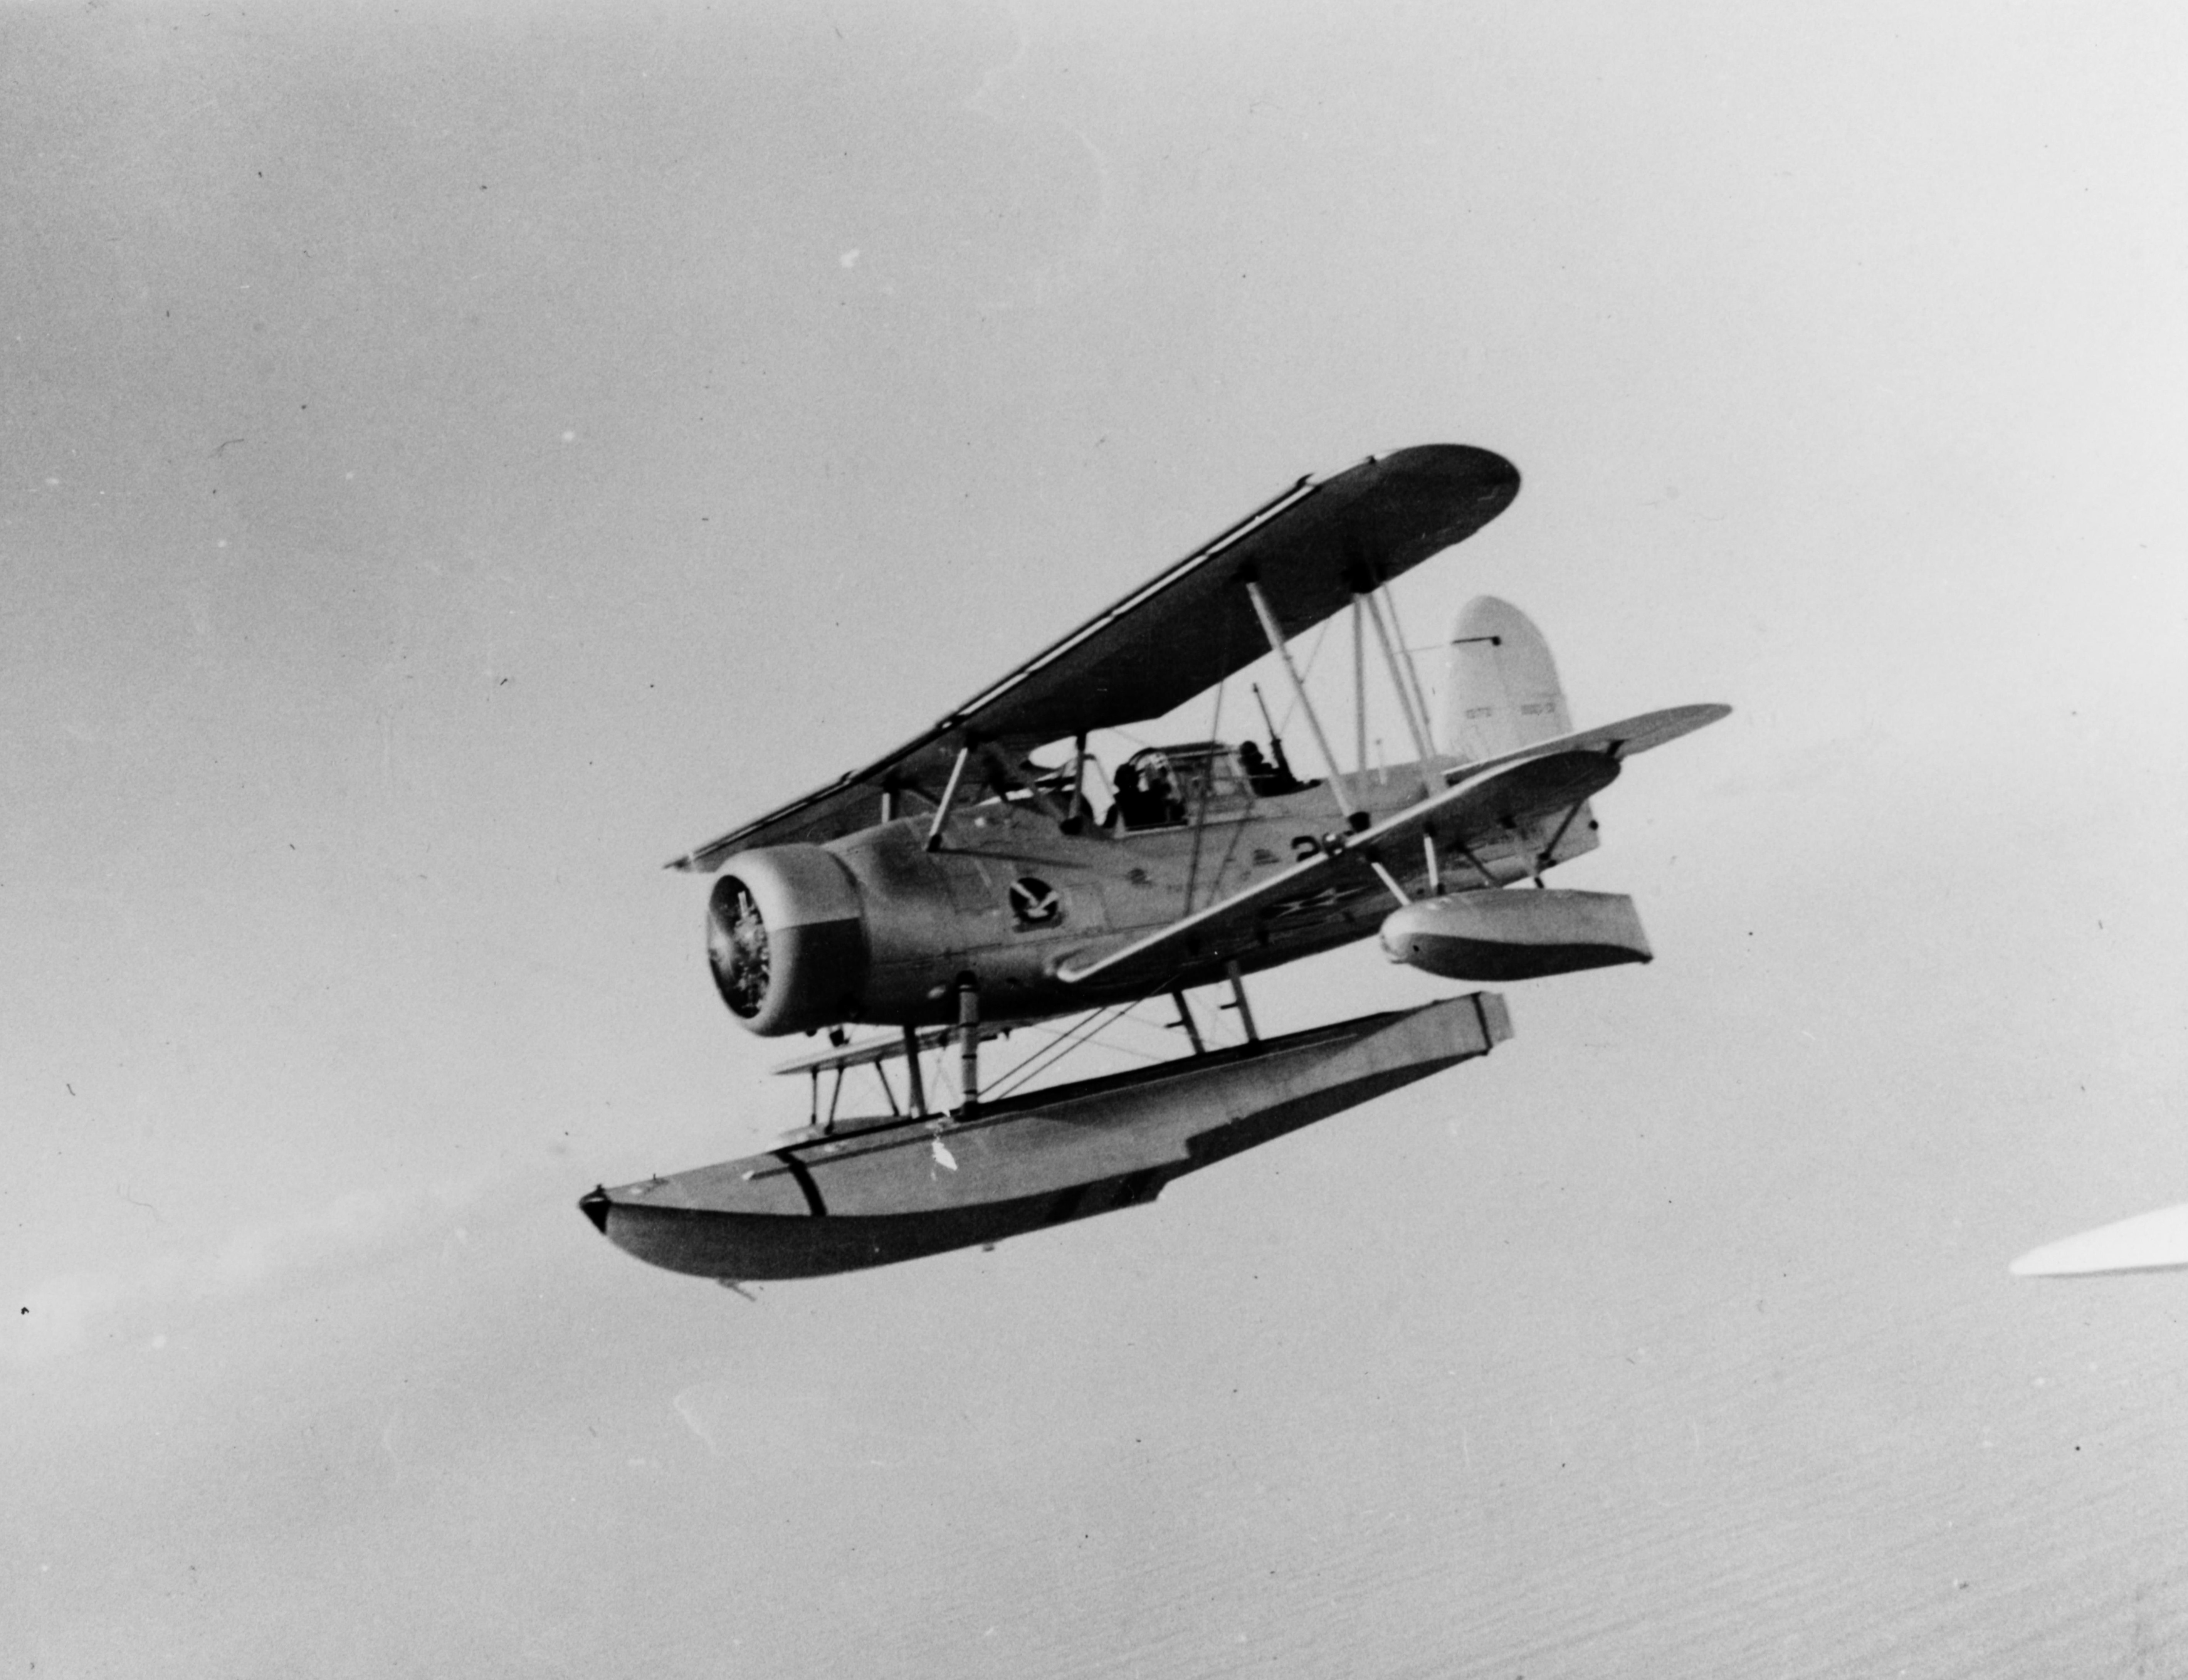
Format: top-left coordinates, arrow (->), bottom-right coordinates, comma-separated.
765,748 -> 1595,1031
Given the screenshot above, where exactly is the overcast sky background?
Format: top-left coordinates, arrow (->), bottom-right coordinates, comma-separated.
8,3 -> 2188,1674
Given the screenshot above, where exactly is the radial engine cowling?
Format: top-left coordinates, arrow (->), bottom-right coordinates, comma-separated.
1380,889 -> 1652,983
706,845 -> 870,1036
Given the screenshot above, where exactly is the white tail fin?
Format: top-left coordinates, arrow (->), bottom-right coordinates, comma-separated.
1442,596 -> 1573,766
1442,598 -> 1598,870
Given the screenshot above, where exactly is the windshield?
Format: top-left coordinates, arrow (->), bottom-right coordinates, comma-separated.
1112,743 -> 1254,830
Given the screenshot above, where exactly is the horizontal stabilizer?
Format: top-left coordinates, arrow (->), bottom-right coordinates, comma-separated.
1442,703 -> 1731,787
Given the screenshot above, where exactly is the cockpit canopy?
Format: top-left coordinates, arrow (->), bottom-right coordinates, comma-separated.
1111,741 -> 1303,830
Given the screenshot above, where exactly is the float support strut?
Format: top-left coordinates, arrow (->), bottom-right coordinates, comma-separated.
956,979 -> 980,1119
902,1024 -> 928,1117
1171,988 -> 1206,1055
1225,959 -> 1260,1043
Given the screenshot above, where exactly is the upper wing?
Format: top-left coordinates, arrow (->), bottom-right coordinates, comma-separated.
670,444 -> 1521,871
1055,703 -> 1729,989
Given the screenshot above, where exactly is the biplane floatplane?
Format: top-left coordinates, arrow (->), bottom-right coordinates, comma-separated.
582,444 -> 1728,1281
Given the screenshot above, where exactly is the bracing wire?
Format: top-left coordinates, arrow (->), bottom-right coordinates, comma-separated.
1182,659 -> 1228,916
981,1005 -> 1110,1089
985,1001 -> 1136,1102
1376,582 -> 1437,749
1273,618 -> 1335,741
986,985 -> 1178,1102
987,1005 -> 1133,1100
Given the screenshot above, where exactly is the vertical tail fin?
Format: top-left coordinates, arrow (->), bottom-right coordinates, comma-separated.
1442,596 -> 1573,766
1443,597 -> 1598,870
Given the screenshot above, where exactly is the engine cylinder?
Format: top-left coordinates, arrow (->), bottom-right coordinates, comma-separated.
706,845 -> 871,1035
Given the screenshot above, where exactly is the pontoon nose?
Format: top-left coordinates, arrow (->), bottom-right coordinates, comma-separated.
578,1185 -> 613,1235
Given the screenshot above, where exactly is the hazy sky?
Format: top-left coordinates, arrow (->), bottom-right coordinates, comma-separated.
8,4 -> 2188,1674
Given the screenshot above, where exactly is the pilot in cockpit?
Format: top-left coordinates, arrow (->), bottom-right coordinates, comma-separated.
1144,761 -> 1181,825
1110,762 -> 1142,825
1111,758 -> 1183,829
1238,739 -> 1306,797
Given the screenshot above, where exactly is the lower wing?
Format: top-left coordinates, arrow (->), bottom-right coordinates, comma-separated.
1057,703 -> 1725,989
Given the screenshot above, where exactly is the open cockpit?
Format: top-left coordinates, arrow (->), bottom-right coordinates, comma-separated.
968,737 -> 1319,833
1107,740 -> 1314,831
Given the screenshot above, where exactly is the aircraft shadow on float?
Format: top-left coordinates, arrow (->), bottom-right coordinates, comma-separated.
583,444 -> 1730,1282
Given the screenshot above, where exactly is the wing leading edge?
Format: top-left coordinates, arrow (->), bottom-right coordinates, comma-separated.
671,444 -> 1521,871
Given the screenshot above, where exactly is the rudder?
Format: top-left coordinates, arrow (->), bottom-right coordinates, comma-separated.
1442,597 -> 1599,870
1442,596 -> 1573,765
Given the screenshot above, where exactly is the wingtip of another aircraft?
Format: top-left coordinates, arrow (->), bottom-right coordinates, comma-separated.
2009,1200 -> 2188,1278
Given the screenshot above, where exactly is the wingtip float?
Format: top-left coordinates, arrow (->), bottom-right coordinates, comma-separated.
588,443 -> 1727,1282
